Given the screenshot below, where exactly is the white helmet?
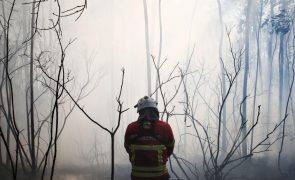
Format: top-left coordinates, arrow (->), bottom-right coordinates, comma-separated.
134,96 -> 158,112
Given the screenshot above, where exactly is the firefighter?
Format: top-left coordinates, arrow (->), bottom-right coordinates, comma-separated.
124,96 -> 175,180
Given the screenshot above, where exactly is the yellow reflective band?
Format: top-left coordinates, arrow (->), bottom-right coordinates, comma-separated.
130,144 -> 166,151
158,149 -> 163,164
133,165 -> 166,172
129,144 -> 167,167
132,169 -> 168,178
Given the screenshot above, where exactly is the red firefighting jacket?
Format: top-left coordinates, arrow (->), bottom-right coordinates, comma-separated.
124,120 -> 175,180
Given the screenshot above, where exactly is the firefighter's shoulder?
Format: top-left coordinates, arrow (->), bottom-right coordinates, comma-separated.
126,121 -> 140,130
155,120 -> 171,127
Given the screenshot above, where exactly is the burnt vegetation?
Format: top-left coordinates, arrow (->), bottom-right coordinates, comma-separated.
1,0 -> 295,180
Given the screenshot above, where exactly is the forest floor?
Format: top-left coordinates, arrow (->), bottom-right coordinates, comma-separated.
1,158 -> 295,179
52,159 -> 295,180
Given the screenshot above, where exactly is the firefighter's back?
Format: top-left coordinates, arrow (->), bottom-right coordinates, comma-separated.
125,120 -> 174,180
